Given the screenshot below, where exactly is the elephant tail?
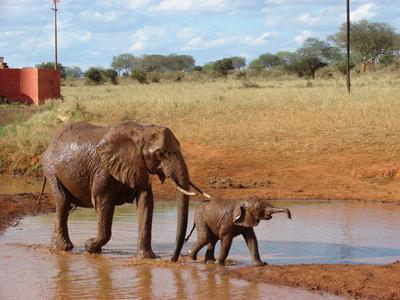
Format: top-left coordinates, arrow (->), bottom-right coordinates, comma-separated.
184,223 -> 196,243
37,176 -> 47,213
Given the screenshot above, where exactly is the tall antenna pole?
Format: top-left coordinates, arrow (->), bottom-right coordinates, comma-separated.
346,0 -> 351,93
52,0 -> 60,70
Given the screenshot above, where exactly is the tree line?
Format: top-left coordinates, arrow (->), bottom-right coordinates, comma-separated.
36,19 -> 400,84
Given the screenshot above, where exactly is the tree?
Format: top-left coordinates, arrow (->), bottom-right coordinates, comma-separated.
392,33 -> 400,63
333,60 -> 356,75
329,19 -> 399,72
36,62 -> 66,79
166,54 -> 195,72
285,57 -> 327,79
138,54 -> 167,72
276,51 -> 296,66
230,56 -> 246,71
191,66 -> 203,72
202,62 -> 215,72
64,66 -> 83,78
111,53 -> 138,75
248,59 -> 260,70
213,58 -> 234,76
258,53 -> 282,69
296,37 -> 340,63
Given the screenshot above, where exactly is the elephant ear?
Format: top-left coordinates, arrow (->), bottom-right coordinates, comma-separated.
96,126 -> 149,189
233,205 -> 260,227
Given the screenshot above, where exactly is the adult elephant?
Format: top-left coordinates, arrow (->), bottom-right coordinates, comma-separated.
39,121 -> 209,262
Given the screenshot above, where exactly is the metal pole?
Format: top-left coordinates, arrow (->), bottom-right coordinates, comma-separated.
346,0 -> 350,93
53,0 -> 58,70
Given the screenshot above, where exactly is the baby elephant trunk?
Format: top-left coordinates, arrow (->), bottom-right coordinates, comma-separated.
269,207 -> 292,219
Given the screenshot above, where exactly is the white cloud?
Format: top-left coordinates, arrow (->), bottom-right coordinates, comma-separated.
243,32 -> 280,46
154,0 -> 229,13
177,27 -> 197,40
130,41 -> 146,51
79,32 -> 92,41
351,2 -> 377,22
298,12 -> 320,25
183,37 -> 203,50
129,0 -> 155,10
294,30 -> 312,44
205,37 -> 238,48
129,26 -> 169,52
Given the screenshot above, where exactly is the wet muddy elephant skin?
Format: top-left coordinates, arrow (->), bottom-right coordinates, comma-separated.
186,196 -> 291,266
41,121 -> 204,262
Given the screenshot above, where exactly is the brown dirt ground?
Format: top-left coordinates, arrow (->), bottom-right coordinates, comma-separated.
1,141 -> 400,299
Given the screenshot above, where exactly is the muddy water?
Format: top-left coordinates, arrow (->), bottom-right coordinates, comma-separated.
0,174 -> 51,194
1,201 -> 399,299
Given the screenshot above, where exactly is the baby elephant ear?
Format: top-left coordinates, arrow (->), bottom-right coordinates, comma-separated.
233,206 -> 260,227
96,126 -> 149,189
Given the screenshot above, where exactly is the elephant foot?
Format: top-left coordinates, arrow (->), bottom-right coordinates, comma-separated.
253,261 -> 268,267
54,238 -> 74,251
137,249 -> 157,259
85,238 -> 103,254
204,256 -> 216,264
187,248 -> 197,261
215,259 -> 225,266
205,258 -> 216,264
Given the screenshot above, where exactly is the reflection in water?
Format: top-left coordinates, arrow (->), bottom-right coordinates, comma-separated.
1,200 -> 399,299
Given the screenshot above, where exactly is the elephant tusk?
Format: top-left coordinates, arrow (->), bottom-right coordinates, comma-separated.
190,181 -> 211,198
170,178 -> 196,196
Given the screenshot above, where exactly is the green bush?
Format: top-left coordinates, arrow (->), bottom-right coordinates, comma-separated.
131,68 -> 148,84
333,61 -> 356,75
84,67 -> 105,85
148,71 -> 161,83
102,68 -> 118,85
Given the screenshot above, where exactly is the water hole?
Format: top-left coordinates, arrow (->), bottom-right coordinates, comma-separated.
1,198 -> 399,299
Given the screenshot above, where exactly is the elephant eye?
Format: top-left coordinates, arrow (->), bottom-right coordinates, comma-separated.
156,151 -> 164,160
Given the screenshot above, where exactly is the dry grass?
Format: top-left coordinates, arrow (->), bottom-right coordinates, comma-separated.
1,73 -> 400,173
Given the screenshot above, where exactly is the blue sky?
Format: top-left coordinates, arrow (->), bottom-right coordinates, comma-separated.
1,0 -> 400,71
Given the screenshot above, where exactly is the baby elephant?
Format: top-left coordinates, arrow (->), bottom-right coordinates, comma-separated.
186,196 -> 291,266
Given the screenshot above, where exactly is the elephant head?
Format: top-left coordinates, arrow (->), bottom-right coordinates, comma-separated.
96,121 -> 208,261
233,197 -> 291,227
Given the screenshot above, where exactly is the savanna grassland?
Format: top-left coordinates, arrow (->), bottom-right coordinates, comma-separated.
1,71 -> 400,176
1,71 -> 400,299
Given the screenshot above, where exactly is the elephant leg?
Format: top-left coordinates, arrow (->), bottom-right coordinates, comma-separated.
85,199 -> 115,254
216,235 -> 234,266
187,242 -> 202,261
187,223 -> 211,261
204,237 -> 218,263
136,189 -> 156,259
49,177 -> 74,251
242,228 -> 266,266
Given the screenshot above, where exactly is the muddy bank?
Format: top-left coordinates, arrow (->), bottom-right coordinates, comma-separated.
220,262 -> 400,300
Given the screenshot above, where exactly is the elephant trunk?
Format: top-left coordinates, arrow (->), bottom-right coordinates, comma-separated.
269,207 -> 292,219
170,155 -> 190,262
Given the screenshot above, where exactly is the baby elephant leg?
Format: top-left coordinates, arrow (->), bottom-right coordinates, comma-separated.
187,241 -> 204,261
215,235 -> 234,266
243,228 -> 267,266
187,221 -> 212,261
204,237 -> 218,263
